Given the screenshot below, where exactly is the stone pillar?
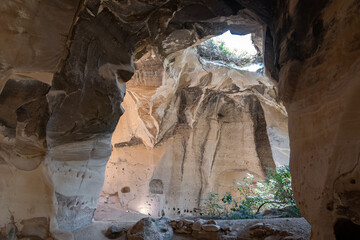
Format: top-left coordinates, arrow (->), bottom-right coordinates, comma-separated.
275,0 -> 360,238
0,5 -> 135,237
45,8 -> 134,232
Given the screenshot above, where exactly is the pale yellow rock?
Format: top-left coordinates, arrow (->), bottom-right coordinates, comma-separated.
99,48 -> 289,217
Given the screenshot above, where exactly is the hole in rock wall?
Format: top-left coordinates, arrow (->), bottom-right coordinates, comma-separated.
196,31 -> 263,72
149,179 -> 164,194
334,218 -> 360,239
95,31 -> 290,220
121,186 -> 131,193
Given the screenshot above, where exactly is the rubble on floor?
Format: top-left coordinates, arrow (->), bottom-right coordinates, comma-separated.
73,217 -> 311,240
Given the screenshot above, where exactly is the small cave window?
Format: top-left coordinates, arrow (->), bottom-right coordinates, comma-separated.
121,186 -> 131,193
149,179 -> 164,194
334,218 -> 360,239
196,30 -> 263,72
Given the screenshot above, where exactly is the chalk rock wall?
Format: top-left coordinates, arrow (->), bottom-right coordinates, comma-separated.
0,0 -> 266,236
0,0 -> 359,239
100,48 -> 289,217
270,0 -> 360,238
0,0 -> 130,237
0,0 -> 266,237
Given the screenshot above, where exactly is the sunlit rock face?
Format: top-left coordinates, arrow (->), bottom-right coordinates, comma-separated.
99,47 -> 288,217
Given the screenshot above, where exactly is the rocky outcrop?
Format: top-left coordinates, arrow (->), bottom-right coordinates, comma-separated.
127,217 -> 173,240
99,47 -> 288,217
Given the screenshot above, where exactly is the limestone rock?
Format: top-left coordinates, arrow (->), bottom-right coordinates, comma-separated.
174,225 -> 192,234
183,219 -> 194,225
127,217 -> 173,240
105,225 -> 124,239
169,219 -> 194,234
100,47 -> 288,218
272,0 -> 360,238
248,222 -> 293,239
201,224 -> 221,232
191,220 -> 204,232
0,0 -> 358,239
0,0 -> 268,235
20,217 -> 49,239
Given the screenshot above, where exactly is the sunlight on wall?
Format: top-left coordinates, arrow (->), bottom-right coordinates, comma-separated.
138,205 -> 149,215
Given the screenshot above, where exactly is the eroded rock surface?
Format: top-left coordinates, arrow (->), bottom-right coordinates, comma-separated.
0,0 -> 359,239
1,0 -> 129,236
0,0 -> 265,237
99,47 -> 288,217
273,1 -> 360,239
127,217 -> 173,240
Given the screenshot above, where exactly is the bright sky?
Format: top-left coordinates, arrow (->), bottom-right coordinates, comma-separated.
213,31 -> 257,56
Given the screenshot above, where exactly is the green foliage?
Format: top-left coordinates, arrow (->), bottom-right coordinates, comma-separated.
264,165 -> 295,206
202,193 -> 224,215
227,206 -> 258,219
200,166 -> 301,219
196,38 -> 255,67
218,41 -> 233,55
280,205 -> 302,218
233,173 -> 266,213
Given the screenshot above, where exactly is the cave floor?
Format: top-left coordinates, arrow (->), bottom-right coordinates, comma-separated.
74,204 -> 311,240
94,203 -> 148,222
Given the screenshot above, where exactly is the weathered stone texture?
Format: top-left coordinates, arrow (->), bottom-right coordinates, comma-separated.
274,1 -> 360,239
100,48 -> 288,217
0,0 -> 359,239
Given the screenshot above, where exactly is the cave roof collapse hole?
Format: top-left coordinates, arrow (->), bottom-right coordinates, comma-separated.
196,31 -> 263,72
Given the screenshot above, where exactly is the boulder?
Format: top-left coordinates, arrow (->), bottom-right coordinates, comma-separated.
127,217 -> 173,240
201,224 -> 221,232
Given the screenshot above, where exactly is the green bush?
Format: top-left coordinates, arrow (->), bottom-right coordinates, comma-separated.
200,166 -> 301,218
202,192 -> 224,215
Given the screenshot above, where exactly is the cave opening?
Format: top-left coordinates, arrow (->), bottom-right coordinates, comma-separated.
95,31 -> 291,221
196,31 -> 262,72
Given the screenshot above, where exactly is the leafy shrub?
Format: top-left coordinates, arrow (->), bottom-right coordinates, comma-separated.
200,166 -> 301,219
227,206 -> 258,219
202,192 -> 224,215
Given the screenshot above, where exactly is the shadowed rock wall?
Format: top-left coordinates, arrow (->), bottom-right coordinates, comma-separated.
0,0 -> 131,237
271,1 -> 360,239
